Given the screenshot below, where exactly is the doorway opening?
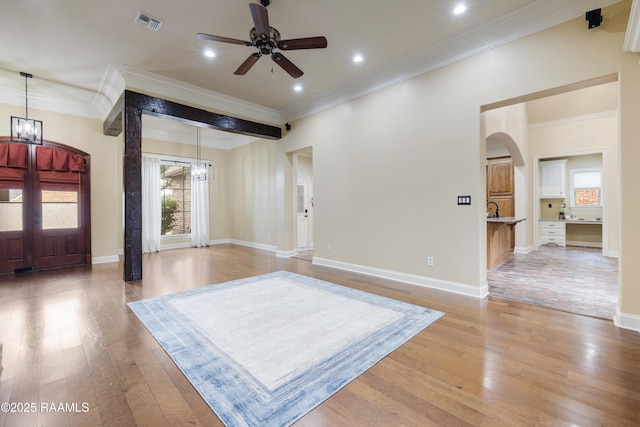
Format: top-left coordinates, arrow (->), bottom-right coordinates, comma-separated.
482,76 -> 619,320
290,147 -> 314,261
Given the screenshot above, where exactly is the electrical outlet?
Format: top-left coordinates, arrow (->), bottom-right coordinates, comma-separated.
427,256 -> 434,266
326,243 -> 332,251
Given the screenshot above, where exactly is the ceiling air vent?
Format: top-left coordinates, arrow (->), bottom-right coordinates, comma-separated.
135,11 -> 163,31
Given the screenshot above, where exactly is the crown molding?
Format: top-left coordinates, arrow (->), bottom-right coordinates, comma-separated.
280,0 -> 623,123
624,0 -> 640,51
119,67 -> 282,125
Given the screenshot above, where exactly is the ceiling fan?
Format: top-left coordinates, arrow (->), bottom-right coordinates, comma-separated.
197,0 -> 327,78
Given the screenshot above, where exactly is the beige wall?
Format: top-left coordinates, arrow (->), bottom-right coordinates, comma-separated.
228,140 -> 277,247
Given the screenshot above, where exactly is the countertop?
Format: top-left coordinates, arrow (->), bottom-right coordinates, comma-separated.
486,217 -> 526,224
540,218 -> 602,225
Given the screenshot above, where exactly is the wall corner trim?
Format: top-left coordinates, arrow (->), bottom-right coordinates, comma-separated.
614,309 -> 640,333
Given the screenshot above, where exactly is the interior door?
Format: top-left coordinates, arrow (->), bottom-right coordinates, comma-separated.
296,177 -> 308,249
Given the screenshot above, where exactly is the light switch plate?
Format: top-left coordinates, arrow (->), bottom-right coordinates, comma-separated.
457,195 -> 471,205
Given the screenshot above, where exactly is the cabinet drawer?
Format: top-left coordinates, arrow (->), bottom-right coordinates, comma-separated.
540,235 -> 565,245
539,221 -> 565,229
540,228 -> 565,237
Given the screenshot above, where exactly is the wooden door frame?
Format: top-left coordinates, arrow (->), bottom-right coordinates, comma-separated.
0,137 -> 91,271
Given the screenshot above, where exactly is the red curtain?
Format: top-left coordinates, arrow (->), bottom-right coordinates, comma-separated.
0,143 -> 28,168
36,146 -> 86,173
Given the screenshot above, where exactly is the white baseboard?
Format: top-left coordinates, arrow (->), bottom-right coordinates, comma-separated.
92,255 -> 120,264
211,239 -> 231,245
229,239 -> 277,253
277,249 -> 297,258
313,257 -> 488,299
614,309 -> 640,333
566,240 -> 602,249
513,246 -> 532,254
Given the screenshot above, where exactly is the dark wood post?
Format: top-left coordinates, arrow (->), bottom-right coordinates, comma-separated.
123,101 -> 143,281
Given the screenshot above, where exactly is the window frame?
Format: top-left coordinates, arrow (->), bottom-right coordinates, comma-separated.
569,167 -> 603,209
160,160 -> 193,238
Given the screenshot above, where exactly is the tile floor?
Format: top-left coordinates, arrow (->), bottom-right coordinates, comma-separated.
487,245 -> 618,320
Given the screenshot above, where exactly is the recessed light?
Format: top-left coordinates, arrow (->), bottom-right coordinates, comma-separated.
204,49 -> 215,58
453,4 -> 467,14
353,54 -> 364,63
293,84 -> 303,92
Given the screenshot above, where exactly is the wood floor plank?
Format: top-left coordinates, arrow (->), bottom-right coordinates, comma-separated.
0,244 -> 639,426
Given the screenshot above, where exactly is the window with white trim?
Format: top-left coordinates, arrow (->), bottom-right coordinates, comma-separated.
160,163 -> 192,236
570,167 -> 602,208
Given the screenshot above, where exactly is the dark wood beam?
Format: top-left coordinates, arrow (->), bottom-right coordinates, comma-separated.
103,90 -> 282,282
103,92 -> 124,136
122,90 -> 281,139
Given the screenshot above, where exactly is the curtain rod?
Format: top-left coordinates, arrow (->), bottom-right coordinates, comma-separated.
143,153 -> 211,166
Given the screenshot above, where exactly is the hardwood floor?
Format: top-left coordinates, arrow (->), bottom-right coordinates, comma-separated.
1,244 -> 639,426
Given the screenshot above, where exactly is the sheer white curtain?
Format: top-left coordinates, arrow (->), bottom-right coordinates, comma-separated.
191,165 -> 210,247
142,156 -> 161,253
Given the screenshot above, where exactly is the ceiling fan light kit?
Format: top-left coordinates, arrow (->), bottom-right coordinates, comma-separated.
197,1 -> 327,78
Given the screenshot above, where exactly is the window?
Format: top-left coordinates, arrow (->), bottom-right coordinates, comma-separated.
42,190 -> 79,229
0,188 -> 23,231
160,163 -> 191,235
570,168 -> 602,208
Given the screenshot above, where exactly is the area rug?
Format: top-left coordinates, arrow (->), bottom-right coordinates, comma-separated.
128,270 -> 444,427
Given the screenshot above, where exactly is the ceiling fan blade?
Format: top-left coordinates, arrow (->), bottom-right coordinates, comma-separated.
249,3 -> 270,39
278,37 -> 327,50
197,33 -> 251,46
271,53 -> 303,78
234,53 -> 262,75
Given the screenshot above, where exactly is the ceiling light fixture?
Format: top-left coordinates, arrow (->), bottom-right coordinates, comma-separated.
204,49 -> 216,58
11,71 -> 43,144
453,4 -> 467,14
191,127 -> 208,181
353,54 -> 364,63
293,84 -> 303,92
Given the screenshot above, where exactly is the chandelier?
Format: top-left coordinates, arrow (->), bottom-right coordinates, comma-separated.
191,127 -> 208,181
10,71 -> 43,144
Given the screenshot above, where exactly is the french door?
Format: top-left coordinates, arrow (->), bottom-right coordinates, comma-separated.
0,139 -> 90,274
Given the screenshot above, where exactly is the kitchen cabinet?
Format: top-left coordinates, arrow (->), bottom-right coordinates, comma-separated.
540,159 -> 567,198
539,220 -> 566,246
487,217 -> 526,269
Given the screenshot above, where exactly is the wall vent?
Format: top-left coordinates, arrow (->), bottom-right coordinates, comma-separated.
135,11 -> 163,31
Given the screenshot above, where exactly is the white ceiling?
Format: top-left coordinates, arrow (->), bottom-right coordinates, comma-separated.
0,0 -> 634,148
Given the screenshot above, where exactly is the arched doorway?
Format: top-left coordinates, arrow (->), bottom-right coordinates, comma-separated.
0,138 -> 91,273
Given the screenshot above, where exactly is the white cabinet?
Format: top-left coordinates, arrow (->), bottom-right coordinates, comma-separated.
539,220 -> 566,246
540,159 -> 567,198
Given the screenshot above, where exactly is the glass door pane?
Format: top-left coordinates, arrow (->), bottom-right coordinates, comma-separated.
0,188 -> 23,231
41,190 -> 79,229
